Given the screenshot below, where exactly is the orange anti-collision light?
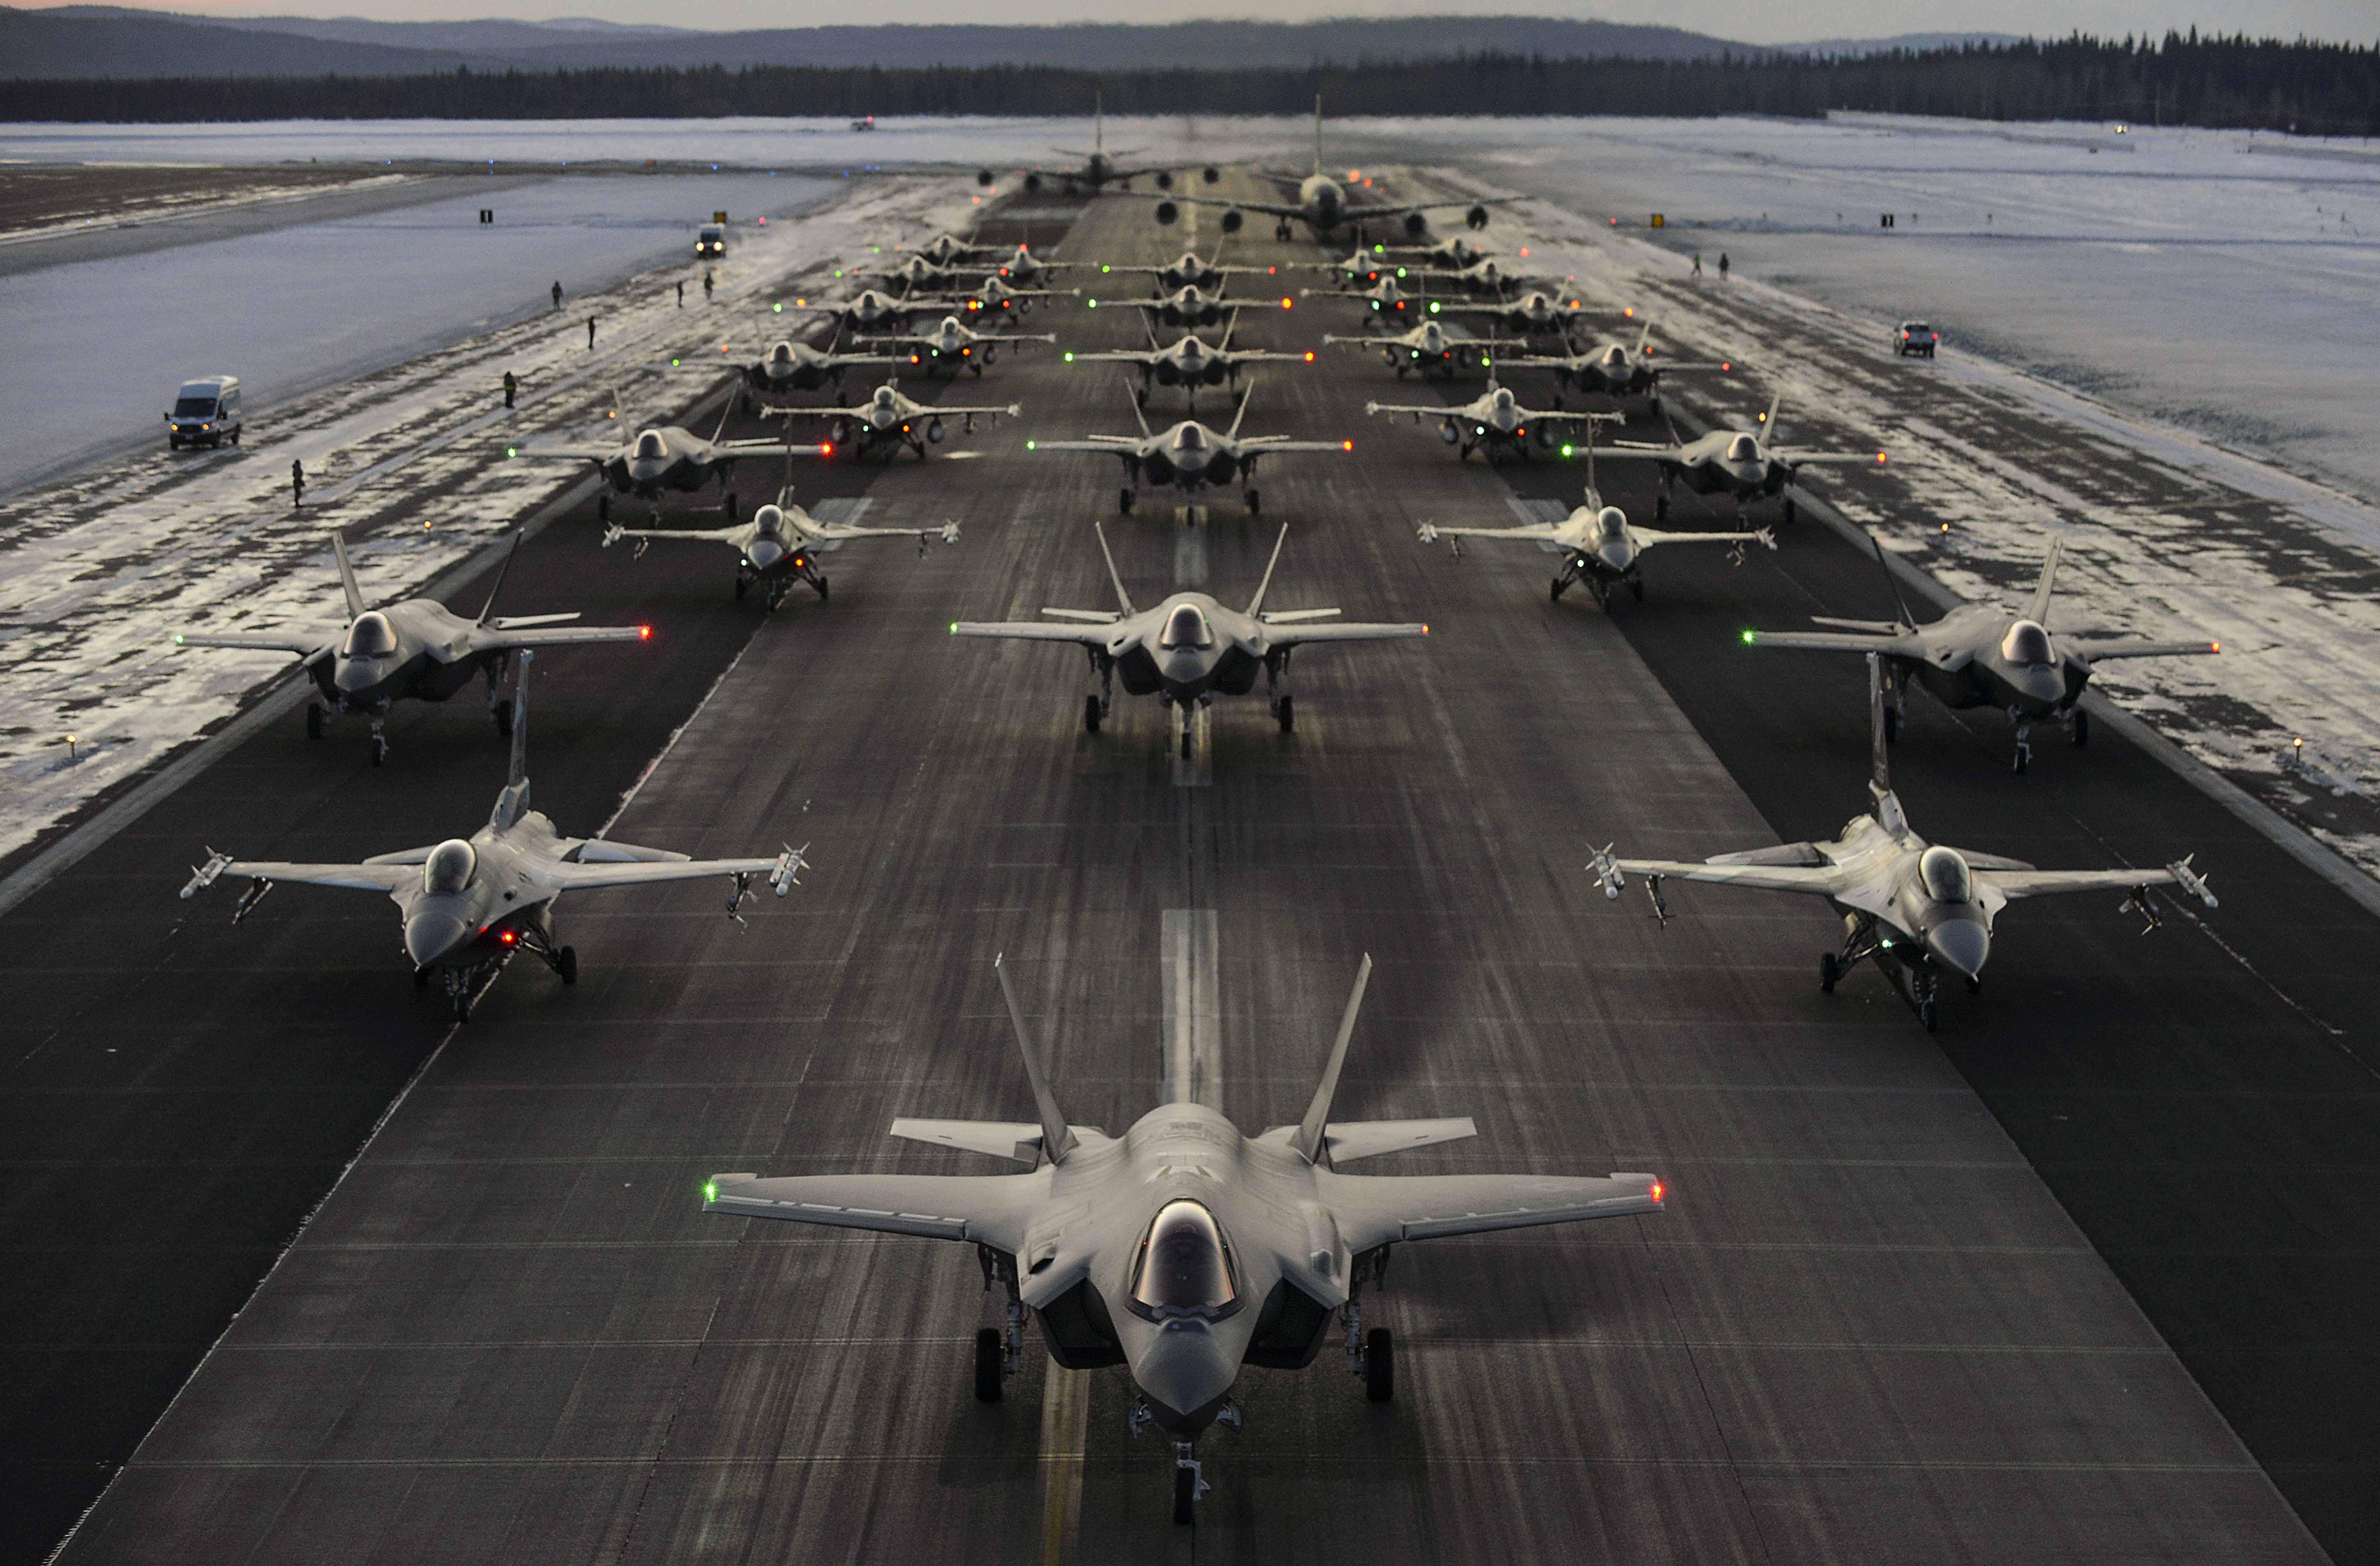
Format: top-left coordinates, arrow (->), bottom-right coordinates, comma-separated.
1341,440 -> 1352,451
637,625 -> 653,641
1649,1180 -> 1665,1203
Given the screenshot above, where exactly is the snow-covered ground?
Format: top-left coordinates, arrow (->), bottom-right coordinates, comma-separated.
0,171 -> 985,865
0,171 -> 831,493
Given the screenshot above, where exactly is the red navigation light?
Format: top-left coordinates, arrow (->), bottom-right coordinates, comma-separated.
637,625 -> 653,641
1304,352 -> 1316,362
499,930 -> 517,945
1341,440 -> 1353,451
1649,1180 -> 1665,1203
1280,297 -> 1294,309
1519,247 -> 1530,257
1876,452 -> 1889,464
820,442 -> 833,456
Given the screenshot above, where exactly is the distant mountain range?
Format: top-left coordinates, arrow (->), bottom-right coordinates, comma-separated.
0,7 -> 2022,81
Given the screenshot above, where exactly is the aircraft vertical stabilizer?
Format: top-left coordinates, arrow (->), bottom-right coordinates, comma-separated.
331,533 -> 367,620
2027,536 -> 2067,624
994,953 -> 1077,1163
1289,954 -> 1375,1166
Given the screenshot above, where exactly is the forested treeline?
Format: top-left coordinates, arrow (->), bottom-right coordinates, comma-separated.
5,34 -> 2375,134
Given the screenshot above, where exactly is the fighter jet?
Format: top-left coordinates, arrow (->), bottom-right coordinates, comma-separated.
1322,318 -> 1526,381
173,530 -> 648,765
180,652 -> 805,1022
991,244 -> 1085,289
1590,655 -> 2217,1030
704,949 -> 1663,1523
862,314 -> 1055,379
951,523 -> 1423,756
730,334 -> 906,410
976,93 -> 1216,196
872,252 -> 967,297
1386,235 -> 1493,271
897,231 -> 991,269
1433,287 -> 1591,338
1129,282 -> 1236,331
1067,310 -> 1311,408
604,494 -> 959,609
1745,535 -> 2221,771
508,396 -> 828,523
1299,273 -> 1424,323
786,288 -> 945,336
941,271 -> 1081,320
1417,429 -> 1773,607
779,378 -> 1019,462
1364,376 -> 1599,463
1411,255 -> 1526,297
1143,97 -> 1493,244
1028,386 -> 1350,516
1596,393 -> 1887,523
1509,324 -> 1730,413
1098,246 -> 1269,294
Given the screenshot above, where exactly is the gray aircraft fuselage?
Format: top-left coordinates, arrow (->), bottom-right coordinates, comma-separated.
316,602 -> 529,713
602,427 -> 741,499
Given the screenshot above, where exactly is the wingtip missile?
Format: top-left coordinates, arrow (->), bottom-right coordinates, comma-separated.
180,850 -> 232,900
1588,846 -> 1624,900
2168,855 -> 2218,909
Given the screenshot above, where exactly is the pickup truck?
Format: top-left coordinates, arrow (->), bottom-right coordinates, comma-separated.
1893,321 -> 1940,358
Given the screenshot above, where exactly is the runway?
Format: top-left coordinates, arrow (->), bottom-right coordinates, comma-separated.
4,174 -> 2350,1564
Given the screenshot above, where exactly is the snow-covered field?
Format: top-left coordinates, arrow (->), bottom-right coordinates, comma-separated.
0,171 -> 985,865
0,171 -> 831,493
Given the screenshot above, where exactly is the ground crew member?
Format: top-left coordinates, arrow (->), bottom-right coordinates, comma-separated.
676,280 -> 685,308
1718,252 -> 1731,279
587,315 -> 597,350
290,459 -> 305,510
703,269 -> 715,303
502,370 -> 517,409
1692,252 -> 1702,278
550,279 -> 563,311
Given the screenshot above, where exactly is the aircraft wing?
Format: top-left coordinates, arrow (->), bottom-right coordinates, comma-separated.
509,442 -> 616,463
464,623 -> 651,654
805,517 -> 962,546
1031,438 -> 1142,453
1263,621 -> 1428,648
1364,402 -> 1451,418
1065,351 -> 1160,366
1744,629 -> 1929,655
2070,638 -> 2221,662
173,630 -> 336,657
1418,521 -> 1561,544
949,621 -> 1114,645
925,403 -> 1023,420
1121,191 -> 1309,221
1638,526 -> 1776,552
704,1171 -> 1041,1252
603,524 -> 742,547
1237,438 -> 1355,454
1785,452 -> 1891,467
713,439 -> 835,456
1322,1169 -> 1663,1252
548,854 -> 785,891
1979,859 -> 2216,907
1590,443 -> 1681,459
1609,855 -> 1853,896
204,859 -> 413,894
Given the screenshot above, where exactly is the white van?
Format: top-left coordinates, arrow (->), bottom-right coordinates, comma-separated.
167,375 -> 242,449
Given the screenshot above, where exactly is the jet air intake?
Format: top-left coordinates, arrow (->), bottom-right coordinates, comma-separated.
1219,208 -> 1244,234
976,169 -> 995,187
1154,201 -> 1179,226
1404,212 -> 1428,237
1465,204 -> 1490,230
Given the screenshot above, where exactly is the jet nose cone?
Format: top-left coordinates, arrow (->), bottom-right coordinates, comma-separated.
1135,1322 -> 1238,1432
333,657 -> 381,695
1927,918 -> 1990,980
748,539 -> 783,569
2012,664 -> 2067,707
404,910 -> 469,969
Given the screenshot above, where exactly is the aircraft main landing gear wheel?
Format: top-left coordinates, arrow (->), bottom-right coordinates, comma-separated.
1364,1328 -> 1395,1403
1245,488 -> 1260,517
1276,695 -> 1294,733
371,733 -> 388,767
1118,487 -> 1135,516
1629,578 -> 1645,602
557,946 -> 577,986
813,575 -> 829,602
1783,497 -> 1798,524
974,1327 -> 1003,1403
2072,709 -> 2090,748
494,701 -> 513,739
1882,706 -> 1898,745
1550,577 -> 1566,602
1819,952 -> 1839,993
735,574 -> 749,600
306,704 -> 325,740
1919,995 -> 1939,1033
1173,1466 -> 1198,1525
1083,695 -> 1102,734
1655,494 -> 1670,520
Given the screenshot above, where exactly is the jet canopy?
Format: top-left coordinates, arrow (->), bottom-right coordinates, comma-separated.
340,612 -> 397,658
1490,388 -> 1516,411
753,505 -> 785,537
1174,424 -> 1207,452
1602,345 -> 1630,367
1159,603 -> 1215,650
1725,433 -> 1760,462
632,431 -> 667,461
1596,507 -> 1628,540
767,343 -> 796,363
2000,619 -> 2054,666
1918,845 -> 1973,904
1127,1198 -> 1243,1322
871,387 -> 898,409
421,839 -> 476,896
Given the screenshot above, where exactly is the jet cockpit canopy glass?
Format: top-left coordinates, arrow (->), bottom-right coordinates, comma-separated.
1597,506 -> 1628,540
632,430 -> 667,461
1919,845 -> 1974,904
1726,433 -> 1760,462
1159,604 -> 1215,650
767,342 -> 795,363
422,839 -> 476,896
340,612 -> 397,659
1602,345 -> 1630,366
753,505 -> 785,537
2000,619 -> 2054,666
1175,423 -> 1207,452
1127,1198 -> 1243,1322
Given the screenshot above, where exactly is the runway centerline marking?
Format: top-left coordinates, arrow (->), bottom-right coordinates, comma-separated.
1162,907 -> 1222,1109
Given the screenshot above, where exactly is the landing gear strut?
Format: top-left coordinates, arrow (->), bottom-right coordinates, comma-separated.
2011,712 -> 2033,774
1083,652 -> 1113,734
974,1244 -> 1025,1403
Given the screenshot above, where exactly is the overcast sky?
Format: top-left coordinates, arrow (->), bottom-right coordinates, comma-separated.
53,0 -> 2379,44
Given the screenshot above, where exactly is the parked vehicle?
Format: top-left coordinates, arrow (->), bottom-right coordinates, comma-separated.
1894,321 -> 1940,358
696,225 -> 727,259
166,375 -> 242,449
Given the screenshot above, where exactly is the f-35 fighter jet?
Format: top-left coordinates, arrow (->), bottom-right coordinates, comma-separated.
703,949 -> 1663,1523
862,313 -> 1054,379
951,523 -> 1424,757
1418,431 -> 1772,607
173,530 -> 648,764
1322,318 -> 1525,381
181,653 -> 805,1022
1299,273 -> 1425,323
510,396 -> 828,523
1099,246 -> 1268,294
1364,377 -> 1600,462
730,334 -> 906,408
1067,310 -> 1309,408
605,495 -> 958,609
1591,655 -> 2217,1030
1509,323 -> 1730,414
1745,535 -> 2220,771
779,379 -> 1019,462
1596,392 -> 1886,523
1029,386 -> 1349,515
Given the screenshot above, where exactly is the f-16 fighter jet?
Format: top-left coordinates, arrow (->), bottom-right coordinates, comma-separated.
180,652 -> 805,1022
1143,97 -> 1494,244
1386,235 -> 1493,271
897,231 -> 989,268
509,396 -> 828,523
1029,386 -> 1349,515
991,244 -> 1084,288
1596,393 -> 1887,523
174,530 -> 647,765
1323,318 -> 1525,381
786,288 -> 946,336
1418,429 -> 1773,607
1129,281 -> 1236,330
1067,310 -> 1309,408
703,948 -> 1662,1524
936,271 -> 1082,320
731,334 -> 906,409
605,494 -> 959,609
1099,246 -> 1269,294
780,378 -> 1019,462
1746,535 -> 2220,772
1509,324 -> 1731,414
1433,286 -> 1591,337
1410,254 -> 1524,296
951,523 -> 1423,756
1364,376 -> 1600,463
1300,273 -> 1424,323
1591,655 -> 2216,1030
863,314 -> 1054,379
976,93 -> 1217,196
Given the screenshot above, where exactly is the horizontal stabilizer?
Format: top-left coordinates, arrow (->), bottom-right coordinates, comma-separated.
891,1118 -> 1057,1165
1323,1118 -> 1476,1164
